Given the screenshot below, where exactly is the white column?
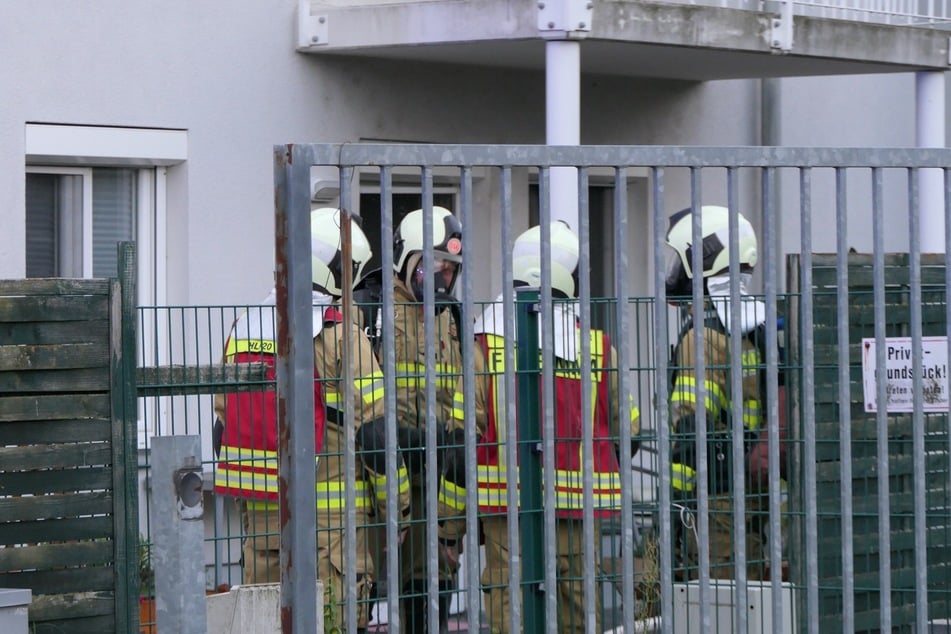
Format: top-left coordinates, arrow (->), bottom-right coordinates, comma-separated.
546,39 -> 580,228
916,71 -> 946,253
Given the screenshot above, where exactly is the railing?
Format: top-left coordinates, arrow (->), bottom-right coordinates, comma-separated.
657,0 -> 951,26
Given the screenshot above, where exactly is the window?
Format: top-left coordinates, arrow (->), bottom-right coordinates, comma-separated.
26,167 -> 137,279
25,123 -> 187,306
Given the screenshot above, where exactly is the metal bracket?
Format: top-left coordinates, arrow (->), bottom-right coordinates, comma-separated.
298,0 -> 329,49
770,0 -> 794,53
537,0 -> 593,40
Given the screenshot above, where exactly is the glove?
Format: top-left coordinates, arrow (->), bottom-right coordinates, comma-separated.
212,418 -> 224,458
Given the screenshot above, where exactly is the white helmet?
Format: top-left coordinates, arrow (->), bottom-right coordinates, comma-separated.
664,205 -> 757,296
311,207 -> 373,297
393,206 -> 463,300
512,221 -> 580,298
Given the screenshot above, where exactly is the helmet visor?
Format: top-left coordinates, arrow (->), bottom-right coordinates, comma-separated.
664,246 -> 692,299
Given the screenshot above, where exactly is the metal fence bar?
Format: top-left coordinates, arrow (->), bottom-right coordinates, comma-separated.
340,165 -> 359,633
834,166 -> 856,633
871,165 -> 893,633
796,166 -> 818,634
311,144 -> 951,168
379,165 -> 402,631
274,143 -> 319,633
613,164 -> 637,634
908,167 -> 929,633
725,167 -> 750,633
577,166 -> 596,634
458,164 -> 481,631
651,165 -> 675,634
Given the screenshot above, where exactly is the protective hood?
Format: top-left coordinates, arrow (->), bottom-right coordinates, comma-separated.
474,292 -> 581,361
232,288 -> 335,344
706,273 -> 766,336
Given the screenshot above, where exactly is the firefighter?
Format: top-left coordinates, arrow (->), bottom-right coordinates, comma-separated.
437,221 -> 641,633
214,207 -> 410,632
664,204 -> 769,581
390,206 -> 464,634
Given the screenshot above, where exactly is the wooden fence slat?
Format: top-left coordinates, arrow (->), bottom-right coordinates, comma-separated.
0,466 -> 112,496
0,368 -> 111,393
0,419 -> 112,445
0,442 -> 113,471
0,279 -> 110,296
0,565 -> 114,595
0,393 -> 110,422
0,540 -> 113,572
0,294 -> 110,322
0,515 -> 113,546
0,342 -> 109,371
0,320 -> 110,346
28,591 -> 115,622
0,490 -> 113,522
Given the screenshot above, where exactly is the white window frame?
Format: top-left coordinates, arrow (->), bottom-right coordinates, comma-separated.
25,124 -> 185,307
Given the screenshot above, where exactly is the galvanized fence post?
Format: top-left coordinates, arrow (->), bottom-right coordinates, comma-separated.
515,286 -> 545,633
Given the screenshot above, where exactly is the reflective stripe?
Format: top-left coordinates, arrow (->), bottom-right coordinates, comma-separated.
219,445 -> 279,465
394,362 -> 458,390
247,500 -> 279,511
217,445 -> 384,509
316,480 -> 372,510
671,463 -> 696,492
475,465 -> 622,510
741,348 -> 762,377
671,375 -> 728,414
451,391 -> 465,421
438,478 -> 467,511
357,371 -> 385,405
325,372 -> 385,408
367,466 -> 411,503
743,398 -> 763,430
226,338 -> 276,357
630,402 -> 640,426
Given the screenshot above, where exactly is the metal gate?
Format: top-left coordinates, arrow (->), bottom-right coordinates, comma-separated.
266,143 -> 951,634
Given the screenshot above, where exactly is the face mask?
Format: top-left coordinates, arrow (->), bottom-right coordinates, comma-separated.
706,272 -> 765,335
409,256 -> 460,306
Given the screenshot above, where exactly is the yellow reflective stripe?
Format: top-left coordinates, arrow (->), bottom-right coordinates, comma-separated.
316,480 -> 372,510
630,403 -> 640,426
325,391 -> 341,406
741,348 -> 762,377
671,376 -> 727,413
214,469 -> 278,494
671,463 -> 696,491
438,478 -> 467,511
394,362 -> 458,390
356,371 -> 385,405
743,399 -> 762,430
226,338 -> 276,356
219,446 -> 279,463
452,392 -> 465,421
246,500 -> 278,510
367,466 -> 411,502
476,466 -> 622,509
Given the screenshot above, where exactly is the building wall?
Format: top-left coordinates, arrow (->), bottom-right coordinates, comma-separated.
7,2 -> 933,307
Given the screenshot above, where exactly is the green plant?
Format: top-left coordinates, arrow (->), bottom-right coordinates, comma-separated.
138,535 -> 155,598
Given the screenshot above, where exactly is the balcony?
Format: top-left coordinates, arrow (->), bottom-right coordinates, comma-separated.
297,0 -> 950,81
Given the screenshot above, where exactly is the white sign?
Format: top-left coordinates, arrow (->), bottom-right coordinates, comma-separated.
862,336 -> 949,413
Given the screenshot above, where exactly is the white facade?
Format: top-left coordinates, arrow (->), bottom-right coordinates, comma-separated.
3,1 -> 945,308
